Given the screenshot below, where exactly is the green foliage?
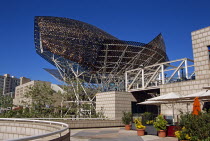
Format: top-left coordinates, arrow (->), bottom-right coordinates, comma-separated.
0,84 -> 62,118
24,84 -> 55,108
175,127 -> 191,140
122,111 -> 132,125
0,88 -> 2,96
0,95 -> 13,109
0,85 -> 12,109
0,106 -> 62,118
142,112 -> 153,125
177,111 -> 210,141
153,115 -> 168,131
146,120 -> 154,125
134,118 -> 146,129
0,78 -> 100,118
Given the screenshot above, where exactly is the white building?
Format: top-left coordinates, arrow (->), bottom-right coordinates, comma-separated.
13,80 -> 63,107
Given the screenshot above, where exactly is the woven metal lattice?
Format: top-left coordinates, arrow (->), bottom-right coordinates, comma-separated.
34,16 -> 168,91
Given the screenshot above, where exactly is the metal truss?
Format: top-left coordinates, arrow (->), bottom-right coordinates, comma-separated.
125,58 -> 195,92
35,48 -> 98,118
34,16 -> 168,92
34,16 -> 170,117
52,55 -> 98,118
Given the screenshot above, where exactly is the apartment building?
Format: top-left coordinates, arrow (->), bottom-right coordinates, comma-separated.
0,74 -> 21,97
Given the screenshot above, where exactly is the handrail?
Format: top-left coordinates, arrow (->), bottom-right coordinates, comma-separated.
125,58 -> 195,92
126,58 -> 194,73
20,118 -> 108,120
0,118 -> 69,141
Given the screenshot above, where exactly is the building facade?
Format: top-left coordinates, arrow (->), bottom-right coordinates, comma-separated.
160,26 -> 210,119
0,74 -> 21,97
13,80 -> 63,107
96,26 -> 210,120
13,80 -> 51,106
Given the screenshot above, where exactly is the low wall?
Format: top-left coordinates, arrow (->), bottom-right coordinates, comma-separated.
0,118 -> 70,141
26,118 -> 124,129
61,119 -> 123,129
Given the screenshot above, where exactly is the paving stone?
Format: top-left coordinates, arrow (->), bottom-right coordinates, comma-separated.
70,128 -> 178,141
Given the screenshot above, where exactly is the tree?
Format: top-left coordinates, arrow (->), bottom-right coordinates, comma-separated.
23,83 -> 60,117
0,95 -> 13,109
0,88 -> 13,109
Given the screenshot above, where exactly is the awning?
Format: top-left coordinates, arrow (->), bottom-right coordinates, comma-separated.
147,92 -> 182,101
182,90 -> 210,100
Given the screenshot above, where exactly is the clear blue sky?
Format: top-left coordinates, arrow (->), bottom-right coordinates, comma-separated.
0,0 -> 210,84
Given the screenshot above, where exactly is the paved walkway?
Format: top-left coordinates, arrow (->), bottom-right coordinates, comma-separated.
71,127 -> 178,141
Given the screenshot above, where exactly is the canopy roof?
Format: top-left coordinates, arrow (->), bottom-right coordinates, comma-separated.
138,100 -> 168,105
138,99 -> 196,105
147,92 -> 182,101
182,90 -> 210,100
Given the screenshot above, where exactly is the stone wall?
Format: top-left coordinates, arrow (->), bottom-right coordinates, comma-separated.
160,26 -> 210,120
192,26 -> 210,80
96,91 -> 136,120
58,119 -> 123,129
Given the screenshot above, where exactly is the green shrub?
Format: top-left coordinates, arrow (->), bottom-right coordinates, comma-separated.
177,111 -> 210,141
142,112 -> 153,125
153,115 -> 168,131
122,111 -> 132,125
175,127 -> 191,140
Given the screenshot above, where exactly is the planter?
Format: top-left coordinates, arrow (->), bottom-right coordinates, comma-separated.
166,125 -> 176,137
131,123 -> 136,130
158,130 -> 166,137
145,125 -> 157,135
125,125 -> 131,130
137,129 -> 145,136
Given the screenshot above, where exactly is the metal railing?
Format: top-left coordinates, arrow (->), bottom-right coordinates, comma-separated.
20,118 -> 108,120
125,58 -> 195,92
0,118 -> 69,141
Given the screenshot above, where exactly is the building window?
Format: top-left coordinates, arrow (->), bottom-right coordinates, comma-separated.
208,45 -> 210,56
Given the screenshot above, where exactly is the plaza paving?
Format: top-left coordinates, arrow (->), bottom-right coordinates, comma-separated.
71,127 -> 178,141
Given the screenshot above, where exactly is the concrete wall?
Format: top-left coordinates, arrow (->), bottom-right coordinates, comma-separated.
20,77 -> 31,85
160,26 -> 210,120
192,26 -> 210,80
96,91 -> 136,120
0,121 -> 69,141
58,119 -> 123,129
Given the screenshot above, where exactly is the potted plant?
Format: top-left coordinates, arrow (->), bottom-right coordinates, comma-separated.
153,115 -> 168,137
175,127 -> 191,141
145,120 -> 157,135
142,112 -> 153,125
134,118 -> 146,136
122,111 -> 132,130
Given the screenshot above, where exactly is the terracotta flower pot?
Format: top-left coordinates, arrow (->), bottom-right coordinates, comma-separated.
125,125 -> 131,130
158,130 -> 166,137
137,129 -> 145,136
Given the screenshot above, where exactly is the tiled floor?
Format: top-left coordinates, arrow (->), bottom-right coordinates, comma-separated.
71,127 -> 178,141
